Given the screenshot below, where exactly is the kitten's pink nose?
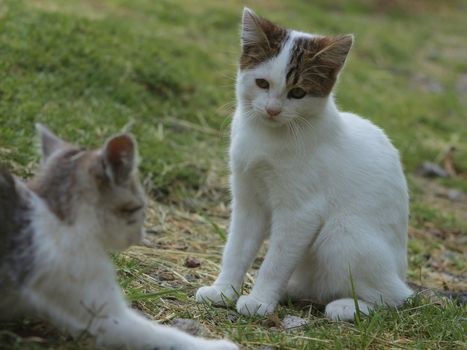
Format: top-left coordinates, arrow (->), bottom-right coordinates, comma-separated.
266,106 -> 281,117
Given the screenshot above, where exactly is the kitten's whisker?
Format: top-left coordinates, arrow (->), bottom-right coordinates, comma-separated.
295,114 -> 314,131
217,100 -> 237,115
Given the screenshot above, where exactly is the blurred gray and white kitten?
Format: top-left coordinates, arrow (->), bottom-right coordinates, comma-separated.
197,8 -> 412,321
0,125 -> 237,350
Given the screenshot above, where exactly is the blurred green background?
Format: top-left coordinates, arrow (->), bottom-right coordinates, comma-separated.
1,0 -> 466,193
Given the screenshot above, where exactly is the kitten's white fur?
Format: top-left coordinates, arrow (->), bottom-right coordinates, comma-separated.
4,127 -> 237,350
197,8 -> 412,321
24,199 -> 236,349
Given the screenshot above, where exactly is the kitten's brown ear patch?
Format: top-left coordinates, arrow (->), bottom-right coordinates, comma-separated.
287,34 -> 353,97
36,123 -> 67,161
104,134 -> 136,184
240,8 -> 289,70
315,34 -> 353,72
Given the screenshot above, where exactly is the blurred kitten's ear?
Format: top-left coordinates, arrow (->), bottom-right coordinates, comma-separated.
102,134 -> 137,184
36,123 -> 67,162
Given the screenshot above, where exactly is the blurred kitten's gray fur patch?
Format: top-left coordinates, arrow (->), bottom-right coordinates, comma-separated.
0,166 -> 34,293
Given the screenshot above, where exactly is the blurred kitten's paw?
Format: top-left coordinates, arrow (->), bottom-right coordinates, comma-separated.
236,295 -> 276,317
201,339 -> 239,350
196,285 -> 239,306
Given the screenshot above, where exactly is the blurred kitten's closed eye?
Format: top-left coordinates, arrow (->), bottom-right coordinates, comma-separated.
255,79 -> 269,89
288,87 -> 306,99
116,204 -> 143,215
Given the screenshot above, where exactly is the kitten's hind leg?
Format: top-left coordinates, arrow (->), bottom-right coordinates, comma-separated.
324,298 -> 373,322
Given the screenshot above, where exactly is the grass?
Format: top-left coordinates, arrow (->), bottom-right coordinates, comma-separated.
0,0 -> 466,349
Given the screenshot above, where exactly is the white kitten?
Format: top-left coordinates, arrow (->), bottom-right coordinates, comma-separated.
0,124 -> 237,350
197,8 -> 412,321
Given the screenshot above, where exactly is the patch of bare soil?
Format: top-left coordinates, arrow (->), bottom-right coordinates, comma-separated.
409,176 -> 466,294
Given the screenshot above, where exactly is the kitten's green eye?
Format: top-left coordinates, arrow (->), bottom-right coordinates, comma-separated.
288,87 -> 306,99
255,79 -> 269,89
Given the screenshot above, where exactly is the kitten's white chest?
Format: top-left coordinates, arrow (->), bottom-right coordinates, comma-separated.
231,122 -> 291,172
231,138 -> 301,209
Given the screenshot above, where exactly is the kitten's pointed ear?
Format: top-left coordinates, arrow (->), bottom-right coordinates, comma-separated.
102,134 -> 137,184
36,123 -> 67,161
241,7 -> 267,46
240,8 -> 287,70
318,34 -> 354,74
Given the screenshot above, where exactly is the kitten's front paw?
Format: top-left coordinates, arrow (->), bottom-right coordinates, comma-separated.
236,295 -> 276,317
196,285 -> 239,307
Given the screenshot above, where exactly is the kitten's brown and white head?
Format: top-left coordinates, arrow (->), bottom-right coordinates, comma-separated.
29,124 -> 145,251
237,8 -> 353,127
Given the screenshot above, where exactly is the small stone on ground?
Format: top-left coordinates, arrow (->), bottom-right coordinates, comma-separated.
282,315 -> 309,330
416,162 -> 449,178
185,256 -> 201,268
